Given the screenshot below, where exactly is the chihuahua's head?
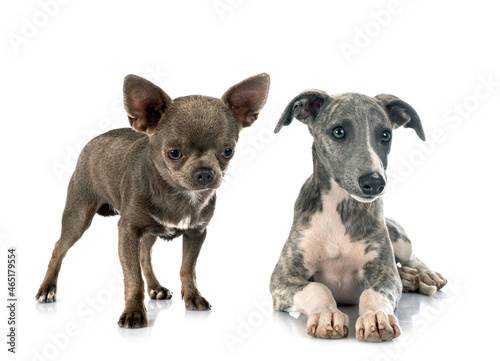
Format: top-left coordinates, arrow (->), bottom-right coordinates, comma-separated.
275,90 -> 425,202
123,73 -> 270,192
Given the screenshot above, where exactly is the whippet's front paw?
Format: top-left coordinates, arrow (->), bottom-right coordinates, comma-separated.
355,311 -> 401,342
306,310 -> 349,339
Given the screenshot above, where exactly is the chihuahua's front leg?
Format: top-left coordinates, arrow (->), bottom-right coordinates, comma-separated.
180,228 -> 211,310
117,219 -> 147,328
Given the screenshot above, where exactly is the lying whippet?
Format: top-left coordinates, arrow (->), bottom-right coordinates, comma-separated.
269,91 -> 447,341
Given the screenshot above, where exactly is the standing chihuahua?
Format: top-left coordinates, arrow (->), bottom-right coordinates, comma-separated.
36,73 -> 270,328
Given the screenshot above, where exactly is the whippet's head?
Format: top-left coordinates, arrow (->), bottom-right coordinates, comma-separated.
275,91 -> 425,202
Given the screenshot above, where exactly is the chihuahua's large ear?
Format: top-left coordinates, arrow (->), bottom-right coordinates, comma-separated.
221,73 -> 270,130
274,90 -> 329,133
123,74 -> 173,135
375,94 -> 425,141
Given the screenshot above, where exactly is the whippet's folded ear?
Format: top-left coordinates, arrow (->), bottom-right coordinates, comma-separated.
275,90 -> 329,133
375,94 -> 426,141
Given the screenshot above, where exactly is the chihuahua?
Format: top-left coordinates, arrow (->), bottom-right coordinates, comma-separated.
36,73 -> 270,328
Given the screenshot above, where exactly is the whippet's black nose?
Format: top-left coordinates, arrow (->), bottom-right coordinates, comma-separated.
359,173 -> 386,196
193,168 -> 215,187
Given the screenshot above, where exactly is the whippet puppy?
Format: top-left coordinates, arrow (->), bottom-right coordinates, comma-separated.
270,91 -> 447,341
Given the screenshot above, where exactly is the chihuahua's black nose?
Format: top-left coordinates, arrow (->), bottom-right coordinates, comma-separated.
193,168 -> 215,187
359,173 -> 386,196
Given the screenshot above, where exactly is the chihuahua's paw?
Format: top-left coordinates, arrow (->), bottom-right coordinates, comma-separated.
306,310 -> 349,339
356,311 -> 401,342
398,266 -> 420,292
117,305 -> 148,328
36,283 -> 57,303
418,270 -> 447,295
182,291 -> 211,311
148,286 -> 172,300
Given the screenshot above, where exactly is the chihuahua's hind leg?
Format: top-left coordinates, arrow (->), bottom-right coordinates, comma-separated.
140,233 -> 172,300
36,193 -> 98,303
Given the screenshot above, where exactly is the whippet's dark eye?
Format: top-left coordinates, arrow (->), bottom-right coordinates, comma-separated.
381,130 -> 392,142
168,149 -> 183,160
332,126 -> 346,139
222,148 -> 234,159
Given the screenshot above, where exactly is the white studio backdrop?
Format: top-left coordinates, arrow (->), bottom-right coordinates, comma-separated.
1,1 -> 498,360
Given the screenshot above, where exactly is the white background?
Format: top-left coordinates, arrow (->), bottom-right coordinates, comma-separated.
1,0 -> 499,360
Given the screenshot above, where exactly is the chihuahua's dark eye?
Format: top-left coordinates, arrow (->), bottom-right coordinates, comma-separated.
332,126 -> 346,139
168,149 -> 182,160
222,148 -> 234,159
381,130 -> 392,143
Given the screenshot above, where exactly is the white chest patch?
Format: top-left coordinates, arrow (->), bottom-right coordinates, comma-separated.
171,217 -> 191,229
152,215 -> 191,231
301,181 -> 378,304
183,189 -> 215,209
149,190 -> 215,237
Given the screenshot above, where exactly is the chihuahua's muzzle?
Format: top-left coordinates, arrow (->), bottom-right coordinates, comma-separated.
193,167 -> 215,188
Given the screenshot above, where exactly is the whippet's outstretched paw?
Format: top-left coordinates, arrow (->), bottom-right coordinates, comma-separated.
306,310 -> 349,339
421,270 -> 447,289
355,311 -> 401,342
417,270 -> 447,295
398,266 -> 419,292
